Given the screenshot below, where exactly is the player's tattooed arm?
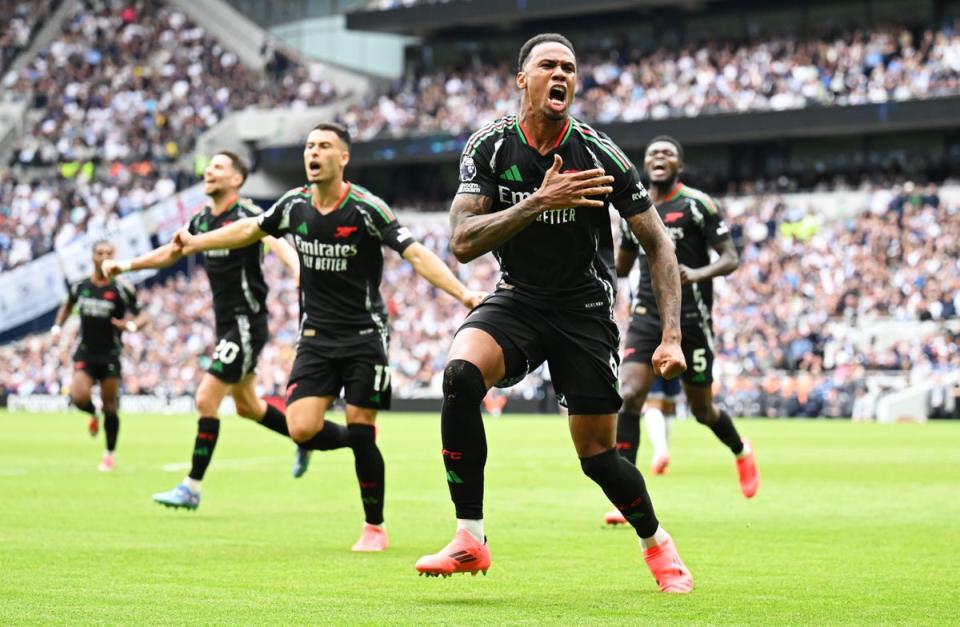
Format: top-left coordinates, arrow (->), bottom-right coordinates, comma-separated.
680,238 -> 739,285
626,210 -> 682,341
450,155 -> 613,262
174,217 -> 266,254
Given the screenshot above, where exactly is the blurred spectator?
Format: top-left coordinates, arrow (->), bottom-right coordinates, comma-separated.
0,1 -> 60,73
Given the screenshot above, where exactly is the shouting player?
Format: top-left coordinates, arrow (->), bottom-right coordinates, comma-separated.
173,123 -> 484,552
104,151 -> 300,509
413,34 -> 693,593
610,136 -> 759,523
52,240 -> 147,471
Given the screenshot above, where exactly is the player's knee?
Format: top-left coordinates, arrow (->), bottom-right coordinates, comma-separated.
234,400 -> 261,420
71,392 -> 92,407
194,391 -> 219,416
620,383 -> 646,413
691,401 -> 717,424
580,448 -> 621,485
288,419 -> 319,444
101,400 -> 119,414
442,359 -> 487,405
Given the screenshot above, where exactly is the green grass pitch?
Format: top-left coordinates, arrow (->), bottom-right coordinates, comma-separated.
0,411 -> 958,625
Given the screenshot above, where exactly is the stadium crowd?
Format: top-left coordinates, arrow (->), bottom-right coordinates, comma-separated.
0,0 -> 343,271
2,193 -> 958,418
337,22 -> 960,140
0,0 -> 61,73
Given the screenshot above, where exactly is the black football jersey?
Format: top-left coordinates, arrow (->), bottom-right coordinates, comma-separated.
187,198 -> 268,323
456,114 -> 652,310
68,277 -> 139,356
621,183 -> 731,325
258,183 -> 416,349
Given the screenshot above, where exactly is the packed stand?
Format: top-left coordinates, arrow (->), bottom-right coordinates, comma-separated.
0,0 -> 61,73
710,182 -> 960,418
2,192 -> 958,415
338,22 -> 960,140
0,0 -> 344,272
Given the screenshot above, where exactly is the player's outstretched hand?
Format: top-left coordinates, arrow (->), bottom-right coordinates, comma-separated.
172,228 -> 192,253
460,290 -> 487,309
535,154 -> 614,210
101,259 -> 122,277
652,341 -> 686,380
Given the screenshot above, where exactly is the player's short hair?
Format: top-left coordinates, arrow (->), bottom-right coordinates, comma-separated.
312,122 -> 351,150
215,150 -> 249,184
517,33 -> 576,71
646,135 -> 684,161
91,239 -> 114,253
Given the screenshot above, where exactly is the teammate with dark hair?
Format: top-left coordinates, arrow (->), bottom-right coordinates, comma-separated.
52,240 -> 147,471
608,136 -> 759,527
104,151 -> 301,508
171,125 -> 484,552
414,34 -> 694,593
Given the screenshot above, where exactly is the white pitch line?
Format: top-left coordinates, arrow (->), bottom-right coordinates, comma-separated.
161,456 -> 288,472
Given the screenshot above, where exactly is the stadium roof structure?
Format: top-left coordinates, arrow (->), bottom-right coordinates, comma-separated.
346,0 -> 724,36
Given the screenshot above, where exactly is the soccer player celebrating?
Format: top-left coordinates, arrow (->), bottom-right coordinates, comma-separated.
103,151 -> 301,509
172,123 -> 484,552
610,136 -> 759,520
52,240 -> 147,471
414,34 -> 693,593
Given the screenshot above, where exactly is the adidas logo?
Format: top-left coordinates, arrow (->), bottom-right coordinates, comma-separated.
448,550 -> 478,564
296,222 -> 309,235
499,164 -> 522,182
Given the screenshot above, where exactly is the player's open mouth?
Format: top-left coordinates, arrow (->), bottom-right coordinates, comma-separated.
308,160 -> 321,174
548,85 -> 567,107
650,163 -> 668,175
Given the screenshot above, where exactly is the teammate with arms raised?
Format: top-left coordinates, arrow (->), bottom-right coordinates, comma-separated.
609,136 -> 759,527
414,34 -> 694,593
104,151 -> 300,509
52,240 -> 147,471
173,123 -> 484,551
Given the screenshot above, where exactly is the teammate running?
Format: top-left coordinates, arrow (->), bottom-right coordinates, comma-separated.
103,151 -> 301,509
172,123 -> 484,552
414,34 -> 694,593
610,136 -> 759,524
52,240 -> 147,471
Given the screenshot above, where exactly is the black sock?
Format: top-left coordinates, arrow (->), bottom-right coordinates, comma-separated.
75,399 -> 96,416
348,424 -> 385,525
300,420 -> 350,451
440,360 -> 488,520
188,417 -> 220,481
616,410 -> 640,465
103,410 -> 119,452
707,409 -> 744,455
581,448 -> 660,538
257,402 -> 289,437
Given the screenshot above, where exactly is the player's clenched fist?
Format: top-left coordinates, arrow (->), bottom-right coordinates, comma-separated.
459,290 -> 488,309
651,341 -> 686,379
101,259 -> 122,277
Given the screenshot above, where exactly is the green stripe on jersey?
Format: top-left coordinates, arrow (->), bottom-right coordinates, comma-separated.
350,186 -> 395,222
677,186 -> 719,214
